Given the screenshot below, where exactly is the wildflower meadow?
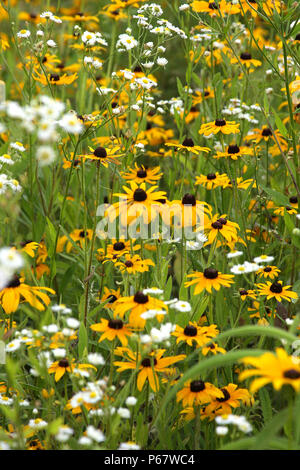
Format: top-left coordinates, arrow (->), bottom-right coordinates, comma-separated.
0,0 -> 300,453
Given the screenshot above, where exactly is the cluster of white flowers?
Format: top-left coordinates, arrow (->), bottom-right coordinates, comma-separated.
81,31 -> 107,47
138,3 -> 164,17
215,414 -> 253,434
1,96 -> 84,167
222,98 -> 260,124
55,426 -> 74,443
40,11 -> 62,23
230,261 -> 260,275
141,322 -> 175,344
116,33 -> 138,51
0,174 -> 21,196
84,56 -> 103,69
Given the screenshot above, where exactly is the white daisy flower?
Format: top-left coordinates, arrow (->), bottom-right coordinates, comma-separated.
253,255 -> 274,264
10,141 -> 26,152
117,408 -> 130,419
86,425 -> 105,443
172,300 -> 192,312
17,29 -> 31,39
36,145 -> 56,166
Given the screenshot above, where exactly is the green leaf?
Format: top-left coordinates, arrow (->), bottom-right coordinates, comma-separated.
259,387 -> 273,425
273,108 -> 288,138
259,184 -> 289,206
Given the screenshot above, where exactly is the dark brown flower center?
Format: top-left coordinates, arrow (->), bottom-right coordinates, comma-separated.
270,282 -> 283,293
20,239 -> 33,247
107,294 -> 117,303
207,173 -> 216,180
212,221 -> 223,230
108,319 -> 123,330
203,268 -> 218,279
289,196 -> 298,204
217,217 -> 227,225
183,325 -> 198,337
240,52 -> 252,60
216,388 -> 230,402
182,138 -> 194,147
227,144 -> 240,154
137,169 -> 147,178
6,275 -> 21,288
283,369 -> 300,379
239,289 -> 248,296
181,194 -> 196,206
262,127 -> 272,137
79,230 -> 87,238
215,119 -> 226,127
264,267 -> 272,272
190,380 -> 205,392
93,147 -> 107,159
208,2 -> 218,9
134,291 -> 149,304
50,74 -> 60,82
133,188 -> 147,202
58,358 -> 69,368
124,260 -> 133,267
113,242 -> 125,251
141,357 -> 157,367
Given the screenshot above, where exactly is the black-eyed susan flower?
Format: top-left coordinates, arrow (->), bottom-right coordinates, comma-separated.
231,52 -> 262,68
256,281 -> 298,302
121,163 -> 162,184
289,196 -> 298,209
98,239 -> 141,263
98,287 -> 121,309
201,342 -> 226,356
19,241 -> 40,258
213,144 -> 253,160
191,1 -> 224,16
199,119 -> 240,136
205,384 -> 252,415
0,276 -> 55,314
113,291 -> 167,328
177,379 -> 223,406
204,214 -> 240,246
273,205 -> 298,216
57,229 -> 93,253
79,146 -> 124,167
107,182 -> 167,225
246,126 -> 285,146
165,138 -> 210,155
239,289 -> 257,301
256,266 -> 280,280
168,194 -> 212,229
239,0 -> 280,16
33,70 -> 78,86
192,87 -> 214,105
114,347 -> 185,392
195,172 -> 228,189
172,322 -> 218,348
223,177 -> 256,190
115,254 -> 155,273
239,348 -> 300,393
90,318 -> 132,346
185,268 -> 234,294
48,358 -> 96,382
